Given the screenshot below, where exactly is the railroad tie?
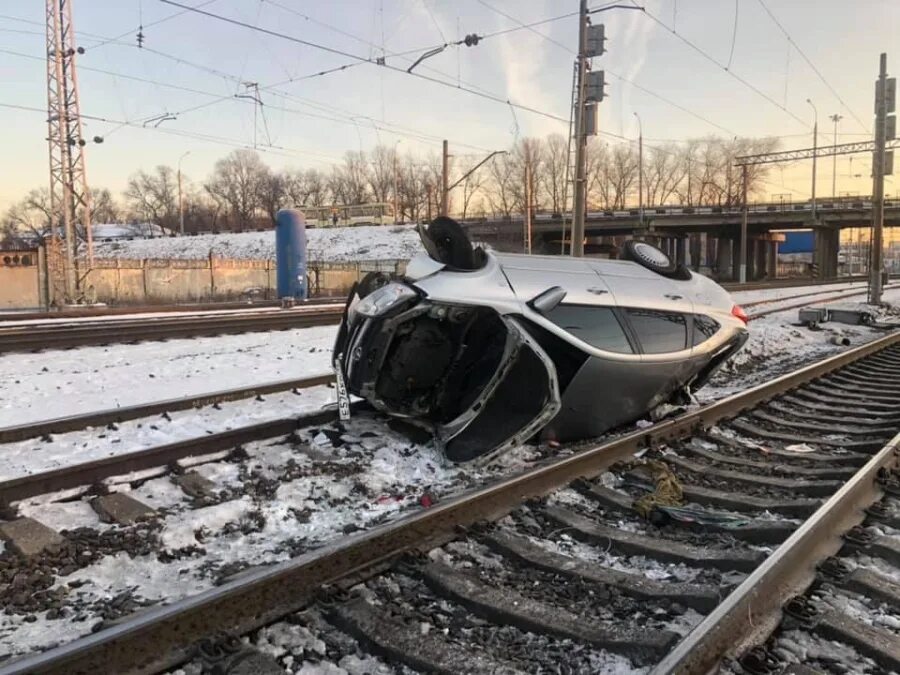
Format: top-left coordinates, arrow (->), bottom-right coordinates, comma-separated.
418,561 -> 678,661
541,505 -> 764,572
482,530 -> 722,612
330,596 -> 524,675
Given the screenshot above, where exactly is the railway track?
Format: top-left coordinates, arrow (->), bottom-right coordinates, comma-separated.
746,283 -> 900,320
0,304 -> 343,354
2,331 -> 899,674
0,373 -> 334,444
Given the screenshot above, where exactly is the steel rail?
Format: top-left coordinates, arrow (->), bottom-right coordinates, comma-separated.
653,431 -> 900,674
748,283 -> 900,319
3,330 -> 898,675
0,373 -> 334,444
0,405 -> 343,504
0,306 -> 342,353
0,297 -> 341,322
721,274 -> 878,292
740,282 -> 869,308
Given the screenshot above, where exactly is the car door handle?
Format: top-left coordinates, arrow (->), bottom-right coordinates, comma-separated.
665,294 -> 683,300
587,287 -> 609,295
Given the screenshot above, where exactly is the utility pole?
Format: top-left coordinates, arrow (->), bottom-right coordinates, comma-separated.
740,164 -> 748,283
807,98 -> 818,220
829,113 -> 843,198
177,150 -> 190,236
634,111 -> 643,228
870,53 -> 893,304
524,156 -> 533,254
426,183 -> 433,222
440,139 -> 449,217
569,2 -> 629,256
392,140 -> 400,224
46,0 -> 93,302
571,0 -> 589,256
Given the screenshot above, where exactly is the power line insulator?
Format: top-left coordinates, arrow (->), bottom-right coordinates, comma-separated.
137,28 -> 144,48
464,33 -> 480,47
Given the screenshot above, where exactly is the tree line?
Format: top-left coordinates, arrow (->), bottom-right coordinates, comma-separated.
1,134 -> 778,244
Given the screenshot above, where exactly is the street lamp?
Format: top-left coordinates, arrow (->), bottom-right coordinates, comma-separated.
633,111 -> 643,228
806,99 -> 818,219
177,150 -> 191,236
829,113 -> 843,199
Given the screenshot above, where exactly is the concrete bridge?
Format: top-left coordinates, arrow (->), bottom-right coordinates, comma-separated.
461,196 -> 900,281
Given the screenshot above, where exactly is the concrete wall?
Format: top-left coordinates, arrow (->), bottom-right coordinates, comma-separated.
0,249 -> 40,309
81,257 -> 404,305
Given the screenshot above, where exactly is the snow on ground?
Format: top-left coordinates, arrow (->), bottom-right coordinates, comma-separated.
0,304 -> 294,328
730,280 -> 872,305
0,324 -> 337,427
0,413 -> 550,657
0,386 -> 335,481
1,281 -> 899,659
699,286 -> 900,401
92,224 -> 421,262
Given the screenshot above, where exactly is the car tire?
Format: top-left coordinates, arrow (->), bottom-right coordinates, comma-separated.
423,217 -> 477,270
621,240 -> 680,277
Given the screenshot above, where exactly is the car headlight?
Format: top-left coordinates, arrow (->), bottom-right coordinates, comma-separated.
354,282 -> 418,318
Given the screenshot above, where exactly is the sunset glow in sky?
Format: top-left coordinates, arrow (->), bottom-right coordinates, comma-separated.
1,0 -> 898,211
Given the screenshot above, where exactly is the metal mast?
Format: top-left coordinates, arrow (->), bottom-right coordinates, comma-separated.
46,0 -> 92,301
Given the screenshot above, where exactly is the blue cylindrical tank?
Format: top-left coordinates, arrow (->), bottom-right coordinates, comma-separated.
275,209 -> 308,299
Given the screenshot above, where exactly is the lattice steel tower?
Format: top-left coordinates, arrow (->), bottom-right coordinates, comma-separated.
46,0 -> 92,300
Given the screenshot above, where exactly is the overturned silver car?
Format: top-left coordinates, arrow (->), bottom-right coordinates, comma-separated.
333,218 -> 749,463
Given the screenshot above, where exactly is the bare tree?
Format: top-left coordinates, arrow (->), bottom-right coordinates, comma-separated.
455,156 -> 486,219
368,145 -> 396,206
340,150 -> 371,205
485,153 -> 517,217
644,144 -> 688,206
125,166 -> 179,232
204,149 -> 268,229
88,188 -> 120,224
256,169 -> 289,225
542,134 -> 569,214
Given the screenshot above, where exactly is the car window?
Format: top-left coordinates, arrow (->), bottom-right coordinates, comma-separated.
544,304 -> 633,353
692,315 -> 721,346
625,308 -> 687,353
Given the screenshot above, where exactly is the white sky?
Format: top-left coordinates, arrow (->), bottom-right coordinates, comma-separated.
1,0 -> 898,211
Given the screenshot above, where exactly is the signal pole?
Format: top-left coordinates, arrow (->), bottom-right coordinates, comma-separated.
46,0 -> 93,301
870,53 -> 892,304
440,140 -> 449,217
571,0 -> 589,256
524,157 -> 533,254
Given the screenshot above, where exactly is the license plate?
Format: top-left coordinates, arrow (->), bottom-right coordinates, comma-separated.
333,353 -> 351,420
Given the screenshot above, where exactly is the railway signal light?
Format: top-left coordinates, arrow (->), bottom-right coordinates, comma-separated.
585,70 -> 607,102
586,23 -> 606,57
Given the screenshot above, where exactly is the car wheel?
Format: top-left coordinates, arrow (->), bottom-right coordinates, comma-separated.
421,217 -> 477,270
622,240 -> 679,277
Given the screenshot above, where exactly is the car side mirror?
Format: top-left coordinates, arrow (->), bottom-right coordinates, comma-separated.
529,286 -> 567,314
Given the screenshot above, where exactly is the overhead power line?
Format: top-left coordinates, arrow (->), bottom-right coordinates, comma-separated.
633,2 -> 808,128
476,0 -> 738,136
0,101 -> 344,164
754,0 -> 869,134
158,0 -> 571,126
